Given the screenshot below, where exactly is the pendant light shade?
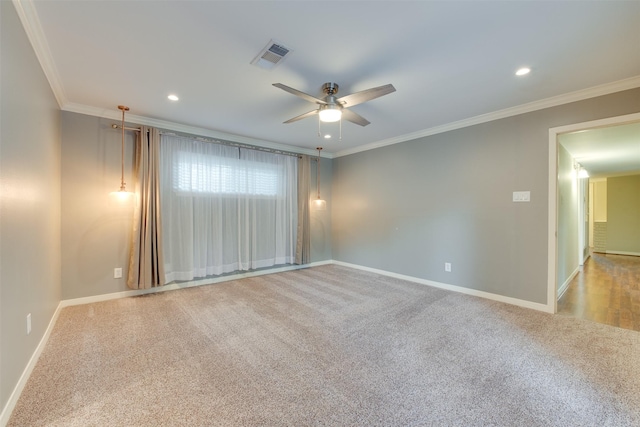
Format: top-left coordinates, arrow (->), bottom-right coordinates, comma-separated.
313,147 -> 326,210
313,198 -> 327,210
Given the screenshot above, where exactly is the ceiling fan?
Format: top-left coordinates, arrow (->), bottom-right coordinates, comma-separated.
273,82 -> 396,127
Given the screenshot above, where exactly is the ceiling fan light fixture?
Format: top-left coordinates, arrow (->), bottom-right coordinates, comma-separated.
319,105 -> 342,122
274,81 -> 395,128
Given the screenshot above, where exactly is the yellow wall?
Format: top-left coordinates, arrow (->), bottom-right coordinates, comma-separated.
593,179 -> 607,222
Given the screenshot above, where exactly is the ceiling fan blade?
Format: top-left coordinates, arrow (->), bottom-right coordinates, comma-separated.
283,109 -> 319,124
273,83 -> 327,105
341,109 -> 370,127
337,84 -> 396,107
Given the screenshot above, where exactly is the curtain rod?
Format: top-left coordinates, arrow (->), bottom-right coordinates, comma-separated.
111,124 -> 141,132
111,125 -> 303,159
161,131 -> 304,158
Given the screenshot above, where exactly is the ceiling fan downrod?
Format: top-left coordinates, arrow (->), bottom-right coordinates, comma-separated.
322,82 -> 339,96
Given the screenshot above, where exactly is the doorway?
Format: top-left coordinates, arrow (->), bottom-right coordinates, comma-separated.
547,112 -> 640,317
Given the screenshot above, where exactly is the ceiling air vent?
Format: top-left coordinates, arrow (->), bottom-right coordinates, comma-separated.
251,39 -> 292,70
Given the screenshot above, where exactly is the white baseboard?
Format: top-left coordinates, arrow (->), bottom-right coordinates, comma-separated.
0,302 -> 63,426
557,266 -> 580,300
1,260 -> 333,424
332,261 -> 554,313
60,260 -> 333,308
605,250 -> 640,257
2,257 -> 549,424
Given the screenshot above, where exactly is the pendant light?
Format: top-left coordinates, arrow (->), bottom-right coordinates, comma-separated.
313,147 -> 326,210
110,105 -> 133,200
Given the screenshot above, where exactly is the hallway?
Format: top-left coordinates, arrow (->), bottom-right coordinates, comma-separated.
558,252 -> 640,331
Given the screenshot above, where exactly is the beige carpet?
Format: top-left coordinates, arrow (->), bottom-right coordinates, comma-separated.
8,265 -> 640,426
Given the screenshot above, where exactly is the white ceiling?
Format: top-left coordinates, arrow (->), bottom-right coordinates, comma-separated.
18,0 -> 640,159
560,122 -> 640,178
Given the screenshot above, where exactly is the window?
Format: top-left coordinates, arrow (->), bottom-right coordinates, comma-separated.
173,151 -> 279,196
160,135 -> 298,283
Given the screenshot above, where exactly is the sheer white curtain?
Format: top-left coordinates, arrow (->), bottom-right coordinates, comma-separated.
159,135 -> 298,283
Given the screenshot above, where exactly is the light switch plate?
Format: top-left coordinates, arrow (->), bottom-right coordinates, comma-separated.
513,191 -> 530,202
114,268 -> 123,279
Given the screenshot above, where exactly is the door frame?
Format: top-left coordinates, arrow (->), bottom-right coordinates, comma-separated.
547,112 -> 640,313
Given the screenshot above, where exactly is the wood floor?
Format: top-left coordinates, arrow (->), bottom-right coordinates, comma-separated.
558,251 -> 640,331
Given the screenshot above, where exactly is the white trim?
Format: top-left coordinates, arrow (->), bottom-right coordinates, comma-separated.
1,262 -> 332,421
550,112 -> 640,136
1,257 -> 550,423
335,76 -> 640,158
0,302 -> 63,426
60,261 -> 333,308
548,129 -> 558,313
606,250 -> 640,257
61,103 -> 331,159
332,261 -> 553,314
593,170 -> 640,180
11,0 -> 66,107
557,266 -> 579,300
13,0 -> 640,160
547,112 -> 640,315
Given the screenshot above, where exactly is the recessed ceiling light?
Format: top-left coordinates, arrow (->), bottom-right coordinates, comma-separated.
168,94 -> 179,101
515,67 -> 531,76
324,134 -> 331,139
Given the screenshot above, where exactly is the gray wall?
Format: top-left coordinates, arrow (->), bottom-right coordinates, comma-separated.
61,111 -> 333,300
1,1 -> 61,413
61,112 -> 135,299
331,88 -> 640,305
310,156 -> 332,262
607,174 -> 640,254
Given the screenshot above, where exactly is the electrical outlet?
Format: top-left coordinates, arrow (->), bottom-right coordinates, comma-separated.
27,313 -> 32,335
114,268 -> 123,279
445,262 -> 452,272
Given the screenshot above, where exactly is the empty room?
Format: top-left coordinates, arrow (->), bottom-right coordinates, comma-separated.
2,1 -> 640,425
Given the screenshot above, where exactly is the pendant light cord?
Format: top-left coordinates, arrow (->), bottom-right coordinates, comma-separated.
316,147 -> 322,199
121,108 -> 125,190
118,105 -> 130,191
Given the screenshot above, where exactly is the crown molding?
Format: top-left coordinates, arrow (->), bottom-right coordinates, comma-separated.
14,0 -> 637,161
61,103 -> 330,158
335,75 -> 640,158
12,0 -> 67,107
